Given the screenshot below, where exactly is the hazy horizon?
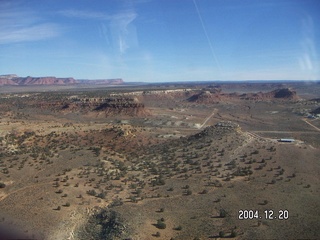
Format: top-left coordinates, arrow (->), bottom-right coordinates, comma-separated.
0,0 -> 319,82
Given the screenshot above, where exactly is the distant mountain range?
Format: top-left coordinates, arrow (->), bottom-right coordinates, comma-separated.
0,74 -> 124,86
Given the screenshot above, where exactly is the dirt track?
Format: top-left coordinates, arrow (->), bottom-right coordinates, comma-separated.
303,119 -> 320,132
199,109 -> 217,129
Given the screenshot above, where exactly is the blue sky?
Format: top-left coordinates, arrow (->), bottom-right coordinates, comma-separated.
0,0 -> 319,82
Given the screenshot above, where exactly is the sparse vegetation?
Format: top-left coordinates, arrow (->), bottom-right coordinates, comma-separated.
219,209 -> 227,218
219,231 -> 225,237
156,219 -> 166,229
174,225 -> 182,231
0,83 -> 318,240
230,229 -> 237,237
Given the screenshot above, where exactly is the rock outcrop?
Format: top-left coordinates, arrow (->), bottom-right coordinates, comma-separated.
35,96 -> 150,117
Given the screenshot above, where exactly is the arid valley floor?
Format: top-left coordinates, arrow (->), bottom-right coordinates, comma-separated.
0,81 -> 319,239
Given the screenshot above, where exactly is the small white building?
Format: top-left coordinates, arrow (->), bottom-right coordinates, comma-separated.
278,138 -> 295,142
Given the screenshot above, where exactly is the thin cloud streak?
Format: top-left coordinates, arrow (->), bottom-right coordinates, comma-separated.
0,23 -> 60,44
58,9 -> 137,23
59,8 -> 138,54
299,15 -> 319,80
58,9 -> 110,20
0,4 -> 61,44
110,10 -> 138,54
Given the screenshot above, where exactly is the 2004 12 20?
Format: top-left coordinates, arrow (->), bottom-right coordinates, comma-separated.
238,209 -> 289,220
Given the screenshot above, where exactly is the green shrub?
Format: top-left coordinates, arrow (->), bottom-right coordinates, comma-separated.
230,230 -> 237,237
156,220 -> 166,229
174,225 -> 182,231
219,209 -> 227,218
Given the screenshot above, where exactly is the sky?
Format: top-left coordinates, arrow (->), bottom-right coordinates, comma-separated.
0,0 -> 319,82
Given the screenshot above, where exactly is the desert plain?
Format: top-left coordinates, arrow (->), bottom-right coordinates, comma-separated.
0,81 -> 319,239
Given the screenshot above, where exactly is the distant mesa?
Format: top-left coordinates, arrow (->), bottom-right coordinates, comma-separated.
14,76 -> 76,85
0,74 -> 18,79
240,88 -> 298,100
188,87 -> 298,103
0,74 -> 124,86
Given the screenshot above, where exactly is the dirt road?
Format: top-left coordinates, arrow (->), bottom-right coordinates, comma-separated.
303,119 -> 320,132
199,109 -> 217,129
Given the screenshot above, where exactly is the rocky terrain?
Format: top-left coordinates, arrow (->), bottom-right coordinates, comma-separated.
92,98 -> 149,117
30,96 -> 150,117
